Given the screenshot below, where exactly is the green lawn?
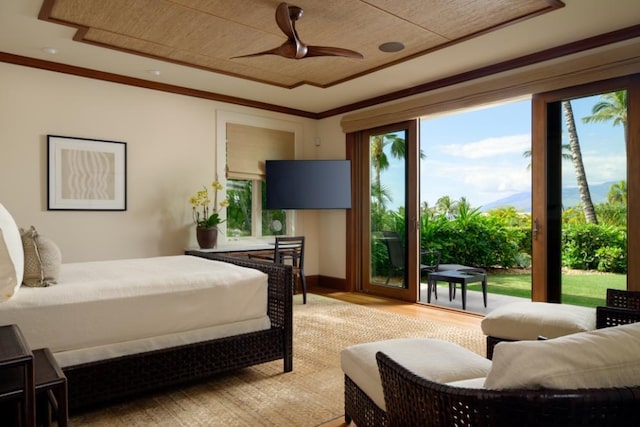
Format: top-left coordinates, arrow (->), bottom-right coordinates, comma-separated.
467,272 -> 627,307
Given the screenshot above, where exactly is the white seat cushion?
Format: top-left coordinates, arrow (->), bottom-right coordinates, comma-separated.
485,322 -> 640,390
341,338 -> 491,410
481,301 -> 596,340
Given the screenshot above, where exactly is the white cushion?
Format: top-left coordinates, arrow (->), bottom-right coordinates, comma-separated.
481,301 -> 596,340
0,203 -> 23,301
484,322 -> 640,390
341,338 -> 491,410
446,377 -> 487,389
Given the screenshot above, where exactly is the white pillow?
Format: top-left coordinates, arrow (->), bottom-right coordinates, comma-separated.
484,322 -> 640,390
0,203 -> 24,301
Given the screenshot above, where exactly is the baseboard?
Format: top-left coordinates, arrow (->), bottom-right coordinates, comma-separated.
308,275 -> 347,291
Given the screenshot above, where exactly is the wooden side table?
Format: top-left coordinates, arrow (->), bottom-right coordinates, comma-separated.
0,324 -> 35,427
33,348 -> 68,427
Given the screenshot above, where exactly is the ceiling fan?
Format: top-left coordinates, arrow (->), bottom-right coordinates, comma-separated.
232,2 -> 364,60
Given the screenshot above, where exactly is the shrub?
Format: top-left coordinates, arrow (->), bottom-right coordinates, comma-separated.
562,223 -> 626,273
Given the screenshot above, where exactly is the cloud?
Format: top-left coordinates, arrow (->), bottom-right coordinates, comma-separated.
439,134 -> 531,159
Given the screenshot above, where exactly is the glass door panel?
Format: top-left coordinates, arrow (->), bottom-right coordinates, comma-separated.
560,91 -> 628,306
361,121 -> 419,301
369,131 -> 408,289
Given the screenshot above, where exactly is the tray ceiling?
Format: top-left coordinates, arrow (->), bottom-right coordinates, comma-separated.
40,0 -> 562,89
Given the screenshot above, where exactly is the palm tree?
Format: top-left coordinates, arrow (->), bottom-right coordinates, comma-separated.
370,133 -> 405,209
522,144 -> 571,170
607,180 -> 627,205
563,100 -> 598,224
435,195 -> 458,217
582,90 -> 628,151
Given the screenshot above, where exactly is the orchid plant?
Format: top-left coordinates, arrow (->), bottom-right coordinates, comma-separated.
189,178 -> 229,228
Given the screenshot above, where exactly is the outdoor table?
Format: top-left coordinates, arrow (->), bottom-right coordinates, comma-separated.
427,270 -> 487,310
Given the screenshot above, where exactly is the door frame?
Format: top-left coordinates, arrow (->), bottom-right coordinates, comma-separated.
346,120 -> 420,302
532,74 -> 640,300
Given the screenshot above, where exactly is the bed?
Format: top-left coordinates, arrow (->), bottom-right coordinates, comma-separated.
0,240 -> 293,410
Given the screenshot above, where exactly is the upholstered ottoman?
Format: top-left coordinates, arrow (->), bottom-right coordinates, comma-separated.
481,301 -> 596,358
340,338 -> 491,426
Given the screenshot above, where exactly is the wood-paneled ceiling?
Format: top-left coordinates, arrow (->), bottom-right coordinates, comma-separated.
2,0 -> 640,115
40,0 -> 561,89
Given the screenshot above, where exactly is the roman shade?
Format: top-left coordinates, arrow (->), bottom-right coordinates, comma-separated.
226,123 -> 295,180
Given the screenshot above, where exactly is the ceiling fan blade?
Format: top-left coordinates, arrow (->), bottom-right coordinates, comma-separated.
306,45 -> 364,59
231,41 -> 299,59
275,2 -> 296,40
232,3 -> 361,60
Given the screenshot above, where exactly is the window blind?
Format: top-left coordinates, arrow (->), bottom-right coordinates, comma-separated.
226,123 -> 295,180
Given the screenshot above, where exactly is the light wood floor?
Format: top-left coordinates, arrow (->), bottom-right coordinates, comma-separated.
310,288 -> 484,427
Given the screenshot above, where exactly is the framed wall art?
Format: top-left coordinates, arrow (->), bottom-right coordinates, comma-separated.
47,135 -> 127,211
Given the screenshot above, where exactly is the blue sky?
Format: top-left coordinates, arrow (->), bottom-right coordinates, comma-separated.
380,94 -> 627,210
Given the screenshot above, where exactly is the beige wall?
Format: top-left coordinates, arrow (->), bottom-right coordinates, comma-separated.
0,62 -> 348,277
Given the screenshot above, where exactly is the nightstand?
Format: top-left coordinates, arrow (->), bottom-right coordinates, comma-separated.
0,324 -> 35,427
33,348 -> 67,427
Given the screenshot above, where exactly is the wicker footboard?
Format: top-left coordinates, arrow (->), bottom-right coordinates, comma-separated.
344,375 -> 386,426
64,253 -> 293,411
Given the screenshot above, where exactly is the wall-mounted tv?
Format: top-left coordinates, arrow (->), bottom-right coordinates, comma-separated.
266,160 -> 351,209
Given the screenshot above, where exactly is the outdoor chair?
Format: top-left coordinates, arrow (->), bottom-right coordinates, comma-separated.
381,231 -> 440,286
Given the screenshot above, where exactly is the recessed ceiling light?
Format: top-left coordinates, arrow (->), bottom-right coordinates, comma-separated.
42,47 -> 58,55
378,42 -> 405,53
147,70 -> 161,76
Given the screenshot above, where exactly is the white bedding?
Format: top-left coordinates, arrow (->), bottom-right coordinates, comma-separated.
0,255 -> 271,366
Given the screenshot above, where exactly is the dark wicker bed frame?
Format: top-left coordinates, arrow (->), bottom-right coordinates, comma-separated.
63,252 -> 293,411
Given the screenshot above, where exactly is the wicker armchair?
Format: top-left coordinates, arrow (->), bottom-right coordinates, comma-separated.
376,351 -> 640,427
597,288 -> 640,328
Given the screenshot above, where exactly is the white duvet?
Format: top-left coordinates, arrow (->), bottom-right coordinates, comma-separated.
0,255 -> 270,366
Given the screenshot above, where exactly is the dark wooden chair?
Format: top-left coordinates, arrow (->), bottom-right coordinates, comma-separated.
251,236 -> 307,304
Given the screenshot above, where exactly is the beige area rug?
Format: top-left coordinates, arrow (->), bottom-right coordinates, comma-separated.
71,294 -> 485,426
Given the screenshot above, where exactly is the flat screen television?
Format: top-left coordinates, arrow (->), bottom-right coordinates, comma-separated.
266,160 -> 351,209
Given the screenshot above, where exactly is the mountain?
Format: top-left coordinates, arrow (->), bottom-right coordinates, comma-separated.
480,181 -> 618,213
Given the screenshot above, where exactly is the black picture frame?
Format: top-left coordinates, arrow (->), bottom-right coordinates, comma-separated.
47,135 -> 127,211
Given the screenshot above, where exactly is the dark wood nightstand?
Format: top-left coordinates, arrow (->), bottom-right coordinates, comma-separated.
33,348 -> 68,427
0,324 -> 35,427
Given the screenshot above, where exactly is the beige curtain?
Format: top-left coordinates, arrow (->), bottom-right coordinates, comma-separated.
226,123 -> 295,180
341,39 -> 640,133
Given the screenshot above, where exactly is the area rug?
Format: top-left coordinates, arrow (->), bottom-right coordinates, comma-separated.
70,293 -> 485,426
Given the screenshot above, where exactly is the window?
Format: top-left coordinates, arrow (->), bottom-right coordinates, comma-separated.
226,179 -> 288,238
223,120 -> 296,239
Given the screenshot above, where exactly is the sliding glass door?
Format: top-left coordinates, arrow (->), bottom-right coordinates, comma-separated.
359,122 -> 419,301
532,75 -> 640,301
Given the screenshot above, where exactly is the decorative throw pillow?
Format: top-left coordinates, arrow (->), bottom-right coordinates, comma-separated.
0,203 -> 23,301
20,226 -> 62,287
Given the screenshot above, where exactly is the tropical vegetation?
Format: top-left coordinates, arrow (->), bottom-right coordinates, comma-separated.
371,90 -> 628,292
